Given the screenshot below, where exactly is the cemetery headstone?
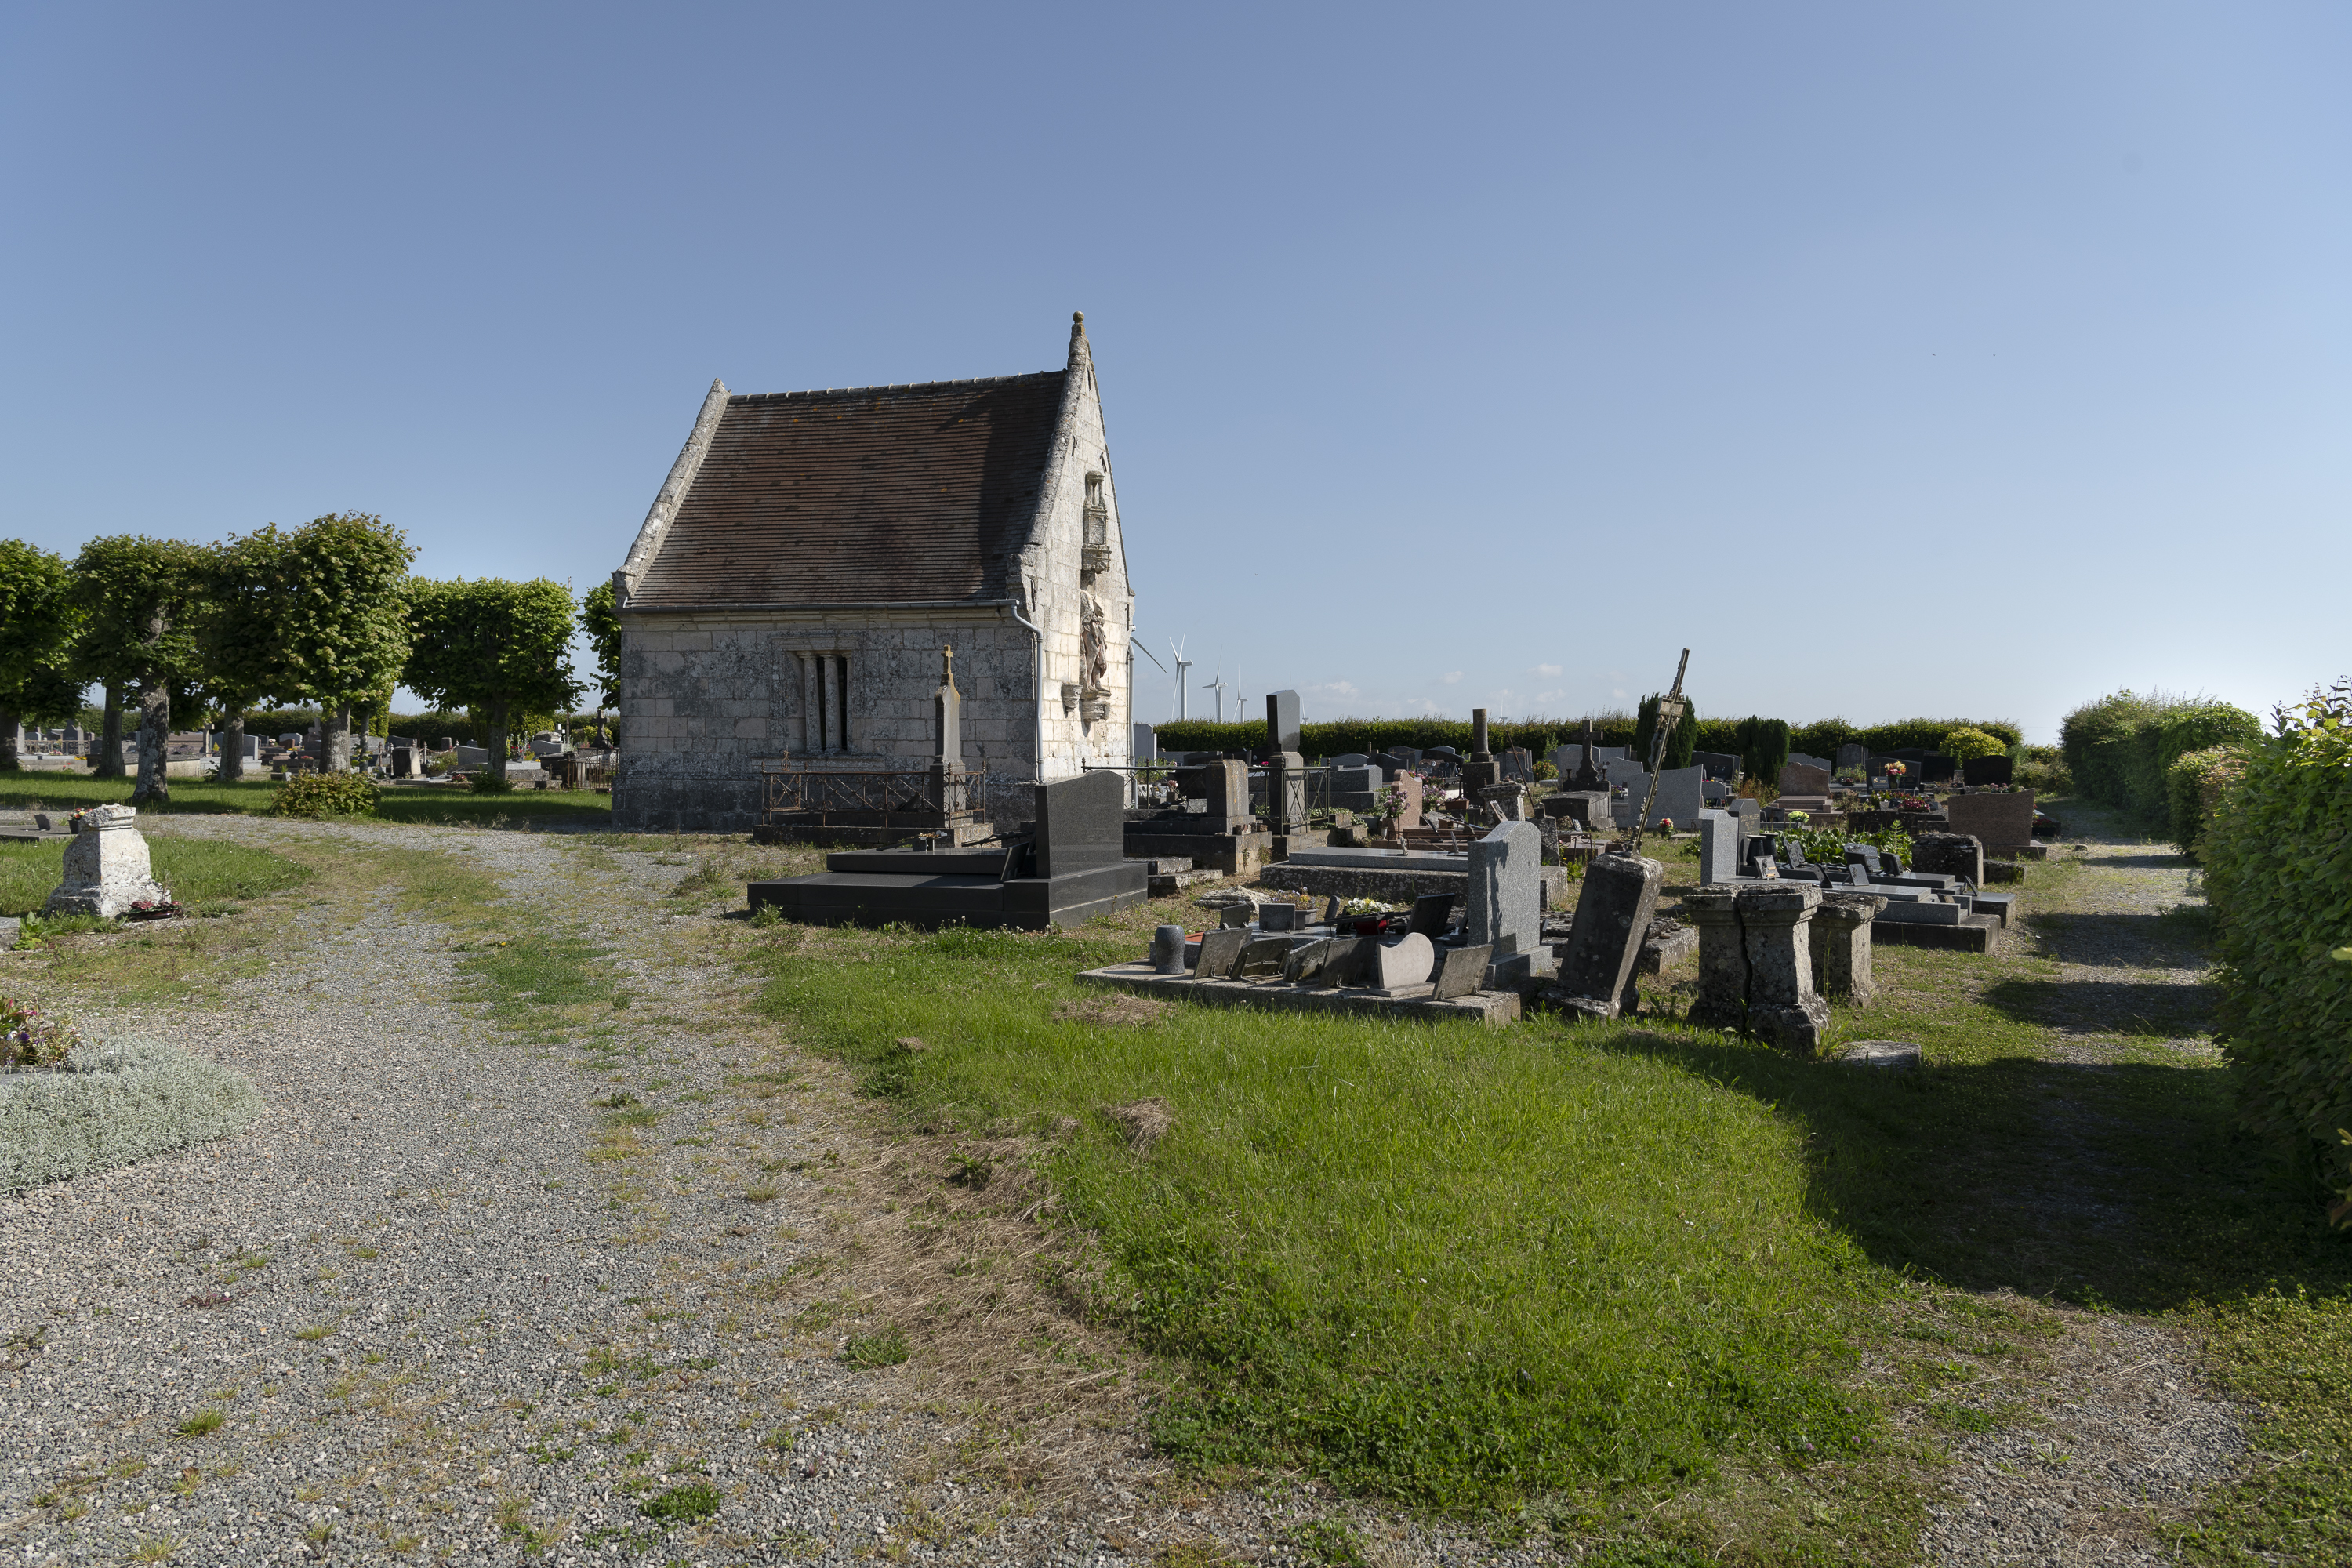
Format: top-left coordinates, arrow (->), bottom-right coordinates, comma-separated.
1194,927 -> 1250,978
1777,761 -> 1831,797
1202,760 -> 1253,827
1265,690 -> 1302,757
1406,892 -> 1457,938
1692,750 -> 1741,782
1911,831 -> 1984,885
1944,792 -> 2036,853
1259,900 -> 1298,931
1133,723 -> 1158,764
1836,743 -> 1868,771
1468,820 -> 1546,983
1962,754 -> 2013,787
1368,932 -> 1436,992
1432,943 -> 1493,1001
1552,852 -> 1663,1018
1696,809 -> 1742,885
1650,765 -> 1704,829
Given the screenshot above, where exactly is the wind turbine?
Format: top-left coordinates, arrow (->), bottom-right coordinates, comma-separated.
1236,694 -> 1251,723
1168,637 -> 1193,721
1203,669 -> 1231,723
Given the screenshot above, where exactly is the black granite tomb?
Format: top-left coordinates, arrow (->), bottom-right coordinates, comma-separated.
749,771 -> 1145,930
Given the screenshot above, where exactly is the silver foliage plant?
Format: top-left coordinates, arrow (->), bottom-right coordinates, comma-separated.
0,1036 -> 262,1189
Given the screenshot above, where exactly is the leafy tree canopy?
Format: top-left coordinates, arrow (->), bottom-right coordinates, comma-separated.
0,541 -> 85,724
71,535 -> 209,692
581,579 -> 620,707
405,579 -> 583,778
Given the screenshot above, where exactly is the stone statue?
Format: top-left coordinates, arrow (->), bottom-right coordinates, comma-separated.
1079,591 -> 1109,696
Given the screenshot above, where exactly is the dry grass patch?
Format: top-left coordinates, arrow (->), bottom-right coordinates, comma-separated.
1053,995 -> 1171,1029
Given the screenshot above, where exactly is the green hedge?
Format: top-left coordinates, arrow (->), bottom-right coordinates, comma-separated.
2165,745 -> 2250,858
2202,681 -> 2352,1211
1155,713 -> 2023,765
2060,691 -> 2262,824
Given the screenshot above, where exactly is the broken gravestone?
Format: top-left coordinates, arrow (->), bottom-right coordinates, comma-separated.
44,804 -> 172,918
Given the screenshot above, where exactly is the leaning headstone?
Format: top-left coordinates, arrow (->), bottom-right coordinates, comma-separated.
1193,927 -> 1250,978
1431,943 -> 1493,1001
1468,820 -> 1547,984
1552,853 -> 1663,1018
1150,925 -> 1188,975
1406,892 -> 1457,938
1809,891 -> 1885,1007
43,805 -> 172,917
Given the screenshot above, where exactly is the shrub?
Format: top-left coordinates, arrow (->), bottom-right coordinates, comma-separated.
1733,717 -> 1790,786
467,772 -> 516,795
2165,745 -> 2250,858
2013,745 -> 2073,794
268,771 -> 379,818
0,1036 -> 263,1189
2,995 -> 80,1066
1940,726 -> 2009,763
2202,678 -> 2352,1216
2060,690 -> 2261,823
1633,695 -> 1698,770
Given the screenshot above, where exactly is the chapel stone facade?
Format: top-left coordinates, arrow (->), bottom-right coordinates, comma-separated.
609,314 -> 1134,833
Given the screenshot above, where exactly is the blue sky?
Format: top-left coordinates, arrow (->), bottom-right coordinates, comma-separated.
4,2 -> 2346,741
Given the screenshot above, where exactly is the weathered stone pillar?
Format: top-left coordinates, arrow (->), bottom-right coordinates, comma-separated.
1683,882 -> 1830,1054
1809,891 -> 1885,1007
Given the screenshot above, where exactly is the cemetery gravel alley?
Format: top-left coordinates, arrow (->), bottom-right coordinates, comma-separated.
0,808 -> 2283,1566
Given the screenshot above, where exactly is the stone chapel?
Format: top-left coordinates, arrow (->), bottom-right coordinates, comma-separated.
608,314 -> 1134,833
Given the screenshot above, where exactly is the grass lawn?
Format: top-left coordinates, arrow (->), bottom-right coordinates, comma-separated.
0,772 -> 611,826
0,835 -> 312,917
731,806 -> 2352,1562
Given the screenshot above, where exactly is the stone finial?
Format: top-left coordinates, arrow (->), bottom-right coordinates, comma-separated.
1069,310 -> 1091,363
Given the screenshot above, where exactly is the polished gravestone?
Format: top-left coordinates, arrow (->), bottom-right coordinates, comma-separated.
750,771 -> 1145,930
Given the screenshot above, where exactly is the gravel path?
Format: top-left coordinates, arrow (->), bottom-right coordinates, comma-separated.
0,816 -> 1549,1567
1923,804 -> 2246,1567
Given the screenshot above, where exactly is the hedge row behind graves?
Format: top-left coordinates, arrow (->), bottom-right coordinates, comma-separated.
2059,690 -> 2262,825
1155,713 -> 2024,764
2201,679 -> 2352,1214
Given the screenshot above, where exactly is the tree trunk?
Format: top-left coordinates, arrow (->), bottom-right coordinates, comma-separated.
131,684 -> 171,805
0,706 -> 19,773
486,699 -> 510,784
96,685 -> 125,779
220,712 -> 246,783
328,700 -> 354,772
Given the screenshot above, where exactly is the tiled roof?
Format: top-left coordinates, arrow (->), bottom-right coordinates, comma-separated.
628,372 -> 1066,608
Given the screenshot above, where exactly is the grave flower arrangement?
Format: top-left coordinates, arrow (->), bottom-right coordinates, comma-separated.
2,995 -> 82,1069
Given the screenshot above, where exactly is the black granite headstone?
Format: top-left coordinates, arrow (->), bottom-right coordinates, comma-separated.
1962,755 -> 2013,786
1406,893 -> 1457,938
1036,771 -> 1127,878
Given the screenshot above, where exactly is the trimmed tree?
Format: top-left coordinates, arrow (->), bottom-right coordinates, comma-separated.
581,579 -> 620,742
271,514 -> 416,770
0,541 -> 85,771
1634,693 -> 1699,771
404,579 -> 583,785
72,536 -> 210,804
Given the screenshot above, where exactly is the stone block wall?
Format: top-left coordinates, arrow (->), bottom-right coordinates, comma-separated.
615,611 -> 1046,833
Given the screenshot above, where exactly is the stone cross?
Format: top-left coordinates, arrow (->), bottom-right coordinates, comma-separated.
1631,648 -> 1690,855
